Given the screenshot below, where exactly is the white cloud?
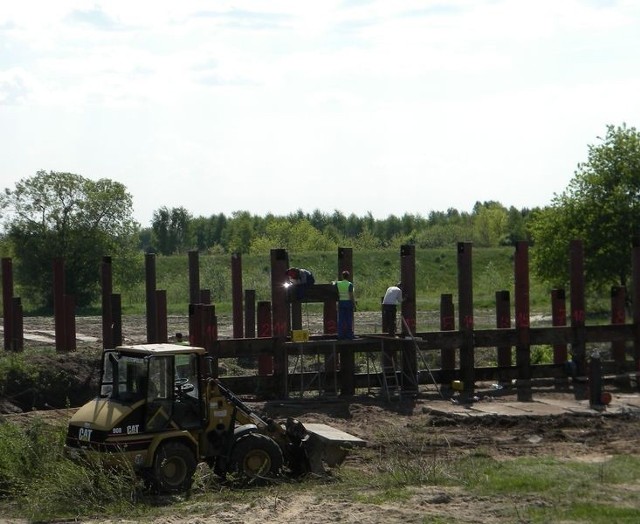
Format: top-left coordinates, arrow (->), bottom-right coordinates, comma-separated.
1,0 -> 640,225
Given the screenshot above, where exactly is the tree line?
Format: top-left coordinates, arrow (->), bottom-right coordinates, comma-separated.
142,202 -> 536,256
2,123 -> 639,310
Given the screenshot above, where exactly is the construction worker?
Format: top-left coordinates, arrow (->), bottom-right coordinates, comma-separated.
382,282 -> 403,335
335,270 -> 355,339
286,267 -> 315,299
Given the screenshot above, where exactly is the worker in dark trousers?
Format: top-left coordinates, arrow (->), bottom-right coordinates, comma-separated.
382,282 -> 403,335
335,271 -> 355,339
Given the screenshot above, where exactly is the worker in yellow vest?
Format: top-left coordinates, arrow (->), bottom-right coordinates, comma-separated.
335,270 -> 355,339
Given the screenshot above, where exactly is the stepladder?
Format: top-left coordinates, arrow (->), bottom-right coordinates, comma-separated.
380,343 -> 401,400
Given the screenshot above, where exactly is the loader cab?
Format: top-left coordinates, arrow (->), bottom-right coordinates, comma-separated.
100,344 -> 206,432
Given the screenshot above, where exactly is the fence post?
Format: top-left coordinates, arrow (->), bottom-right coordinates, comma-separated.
203,304 -> 218,375
570,240 -> 587,386
440,294 -> 455,371
189,304 -> 203,347
632,238 -> 640,379
231,253 -> 244,338
514,241 -> 531,401
400,244 -> 418,392
611,286 -> 626,368
270,249 -> 289,338
552,289 -> 567,364
145,253 -> 157,344
457,242 -> 474,401
245,289 -> 256,338
496,290 -> 511,370
2,258 -> 14,351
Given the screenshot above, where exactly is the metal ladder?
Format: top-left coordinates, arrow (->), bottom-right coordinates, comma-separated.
380,345 -> 401,401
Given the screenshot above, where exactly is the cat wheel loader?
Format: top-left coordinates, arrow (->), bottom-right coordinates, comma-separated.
64,343 -> 365,492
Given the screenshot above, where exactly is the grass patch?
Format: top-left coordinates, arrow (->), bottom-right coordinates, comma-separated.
3,415 -> 640,522
66,246 -> 557,315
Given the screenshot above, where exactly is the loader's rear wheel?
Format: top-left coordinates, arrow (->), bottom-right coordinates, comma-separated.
151,441 -> 197,493
229,433 -> 283,481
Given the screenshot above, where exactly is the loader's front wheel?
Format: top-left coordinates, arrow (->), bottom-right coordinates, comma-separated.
151,441 -> 197,493
229,433 -> 283,481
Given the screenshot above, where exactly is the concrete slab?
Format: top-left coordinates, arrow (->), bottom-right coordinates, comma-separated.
304,423 -> 366,445
504,401 -> 568,416
613,394 -> 640,409
466,402 -> 538,417
0,328 -> 99,344
422,393 -> 640,418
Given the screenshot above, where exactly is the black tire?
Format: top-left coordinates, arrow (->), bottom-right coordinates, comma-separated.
228,433 -> 283,481
151,441 -> 197,493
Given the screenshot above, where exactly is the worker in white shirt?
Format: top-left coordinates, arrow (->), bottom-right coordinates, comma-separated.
382,282 -> 403,336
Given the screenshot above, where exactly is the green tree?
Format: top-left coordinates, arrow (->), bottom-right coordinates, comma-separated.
530,124 -> 640,291
151,206 -> 193,255
472,202 -> 509,247
0,171 -> 140,309
224,211 -> 256,254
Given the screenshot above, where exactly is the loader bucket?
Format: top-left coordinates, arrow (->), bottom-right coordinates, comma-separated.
302,423 -> 366,474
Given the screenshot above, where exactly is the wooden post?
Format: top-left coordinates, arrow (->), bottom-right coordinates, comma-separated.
496,290 -> 511,369
514,241 -> 531,401
145,253 -> 157,344
189,304 -> 203,347
291,302 -> 302,331
339,344 -> 355,396
200,289 -> 211,304
551,289 -> 567,364
570,240 -> 587,379
231,253 -> 244,338
589,352 -> 603,407
273,337 -> 288,398
440,294 -> 455,370
270,249 -> 289,338
2,258 -> 14,351
244,289 -> 256,338
400,244 -> 417,392
257,301 -> 273,375
632,238 -> 640,377
203,304 -> 218,375
611,286 -> 626,367
457,242 -> 474,401
323,299 -> 337,335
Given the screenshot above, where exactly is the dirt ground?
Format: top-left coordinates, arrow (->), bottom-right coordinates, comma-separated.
3,315 -> 640,523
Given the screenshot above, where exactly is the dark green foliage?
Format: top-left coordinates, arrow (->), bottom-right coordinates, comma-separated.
0,171 -> 141,310
530,124 -> 640,293
141,203 -> 538,256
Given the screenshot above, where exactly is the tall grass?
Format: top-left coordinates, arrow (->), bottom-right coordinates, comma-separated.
119,247 -> 558,315
0,418 -> 143,521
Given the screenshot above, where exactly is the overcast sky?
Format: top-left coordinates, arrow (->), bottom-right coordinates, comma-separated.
2,0 -> 639,227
